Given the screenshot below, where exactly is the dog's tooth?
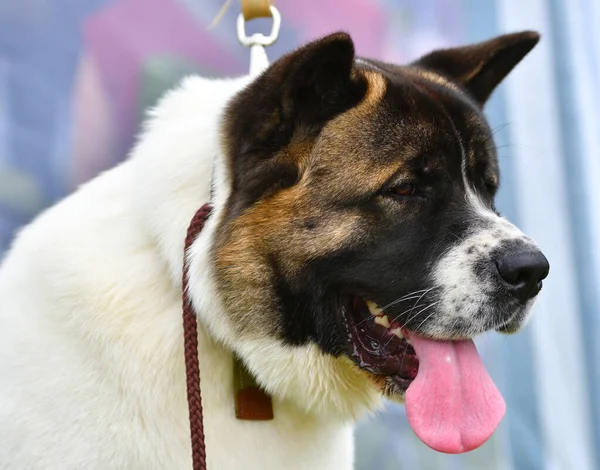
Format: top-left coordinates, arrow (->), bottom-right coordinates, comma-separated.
366,300 -> 382,316
374,315 -> 390,328
391,328 -> 404,339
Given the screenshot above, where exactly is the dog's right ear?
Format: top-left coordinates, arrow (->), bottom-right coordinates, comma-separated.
412,31 -> 540,105
223,32 -> 367,159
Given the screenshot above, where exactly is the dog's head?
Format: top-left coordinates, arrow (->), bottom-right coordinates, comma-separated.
190,31 -> 548,432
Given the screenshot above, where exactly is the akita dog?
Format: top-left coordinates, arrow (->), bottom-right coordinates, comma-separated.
0,31 -> 549,469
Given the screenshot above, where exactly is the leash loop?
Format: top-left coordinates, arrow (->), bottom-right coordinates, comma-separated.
183,204 -> 213,470
236,5 -> 281,47
236,5 -> 281,76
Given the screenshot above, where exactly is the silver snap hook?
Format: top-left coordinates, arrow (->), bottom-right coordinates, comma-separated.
236,5 -> 281,47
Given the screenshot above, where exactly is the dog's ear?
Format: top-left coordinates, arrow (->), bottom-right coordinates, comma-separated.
412,31 -> 540,105
224,32 -> 366,158
222,32 -> 367,216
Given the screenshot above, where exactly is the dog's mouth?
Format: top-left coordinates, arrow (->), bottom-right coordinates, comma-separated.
339,294 -> 507,454
340,295 -> 418,394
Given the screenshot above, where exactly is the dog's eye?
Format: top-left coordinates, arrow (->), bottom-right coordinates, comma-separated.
389,183 -> 418,198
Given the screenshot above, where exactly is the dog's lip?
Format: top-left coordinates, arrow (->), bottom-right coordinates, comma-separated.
495,312 -> 527,334
339,294 -> 419,392
493,300 -> 532,334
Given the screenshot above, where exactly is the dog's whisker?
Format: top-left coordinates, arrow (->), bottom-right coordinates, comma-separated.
390,287 -> 437,326
379,294 -> 434,313
393,296 -> 437,334
379,293 -> 433,314
449,231 -> 463,242
383,301 -> 439,349
375,293 -> 437,343
375,301 -> 427,341
413,302 -> 441,333
379,289 -> 430,310
374,289 -> 437,341
353,288 -> 435,327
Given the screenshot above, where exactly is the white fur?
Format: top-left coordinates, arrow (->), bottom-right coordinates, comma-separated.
0,75 -> 377,469
428,146 -> 540,336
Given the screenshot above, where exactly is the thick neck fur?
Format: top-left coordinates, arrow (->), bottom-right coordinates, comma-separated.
131,75 -> 250,288
131,74 -> 382,423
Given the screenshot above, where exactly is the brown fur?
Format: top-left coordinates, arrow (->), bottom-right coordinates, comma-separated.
214,70 -> 391,337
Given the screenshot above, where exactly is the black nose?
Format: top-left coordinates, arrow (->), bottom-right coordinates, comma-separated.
495,249 -> 549,302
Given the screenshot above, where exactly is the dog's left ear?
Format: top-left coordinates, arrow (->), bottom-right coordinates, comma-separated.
224,32 -> 366,158
413,31 -> 540,105
222,32 -> 367,215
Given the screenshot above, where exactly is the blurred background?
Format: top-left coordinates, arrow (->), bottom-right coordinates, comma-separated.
0,0 -> 598,468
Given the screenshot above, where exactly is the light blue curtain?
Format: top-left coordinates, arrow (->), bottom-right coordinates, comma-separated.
495,1 -> 599,469
548,0 -> 600,461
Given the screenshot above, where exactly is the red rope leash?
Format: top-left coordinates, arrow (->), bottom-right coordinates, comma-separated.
182,203 -> 213,470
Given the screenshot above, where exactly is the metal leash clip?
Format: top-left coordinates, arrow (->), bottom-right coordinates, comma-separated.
236,5 -> 281,76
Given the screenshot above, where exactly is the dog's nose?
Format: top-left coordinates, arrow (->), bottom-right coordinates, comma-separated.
495,248 -> 549,302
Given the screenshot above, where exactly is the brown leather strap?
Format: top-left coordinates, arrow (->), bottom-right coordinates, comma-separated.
241,0 -> 273,21
182,204 -> 213,470
234,356 -> 274,420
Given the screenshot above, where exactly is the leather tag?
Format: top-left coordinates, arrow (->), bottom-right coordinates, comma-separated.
235,387 -> 274,421
233,357 -> 274,421
241,0 -> 273,21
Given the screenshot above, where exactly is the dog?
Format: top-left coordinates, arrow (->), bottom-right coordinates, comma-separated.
0,31 -> 549,469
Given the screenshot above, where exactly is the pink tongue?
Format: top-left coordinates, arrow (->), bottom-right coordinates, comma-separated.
405,335 -> 505,454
